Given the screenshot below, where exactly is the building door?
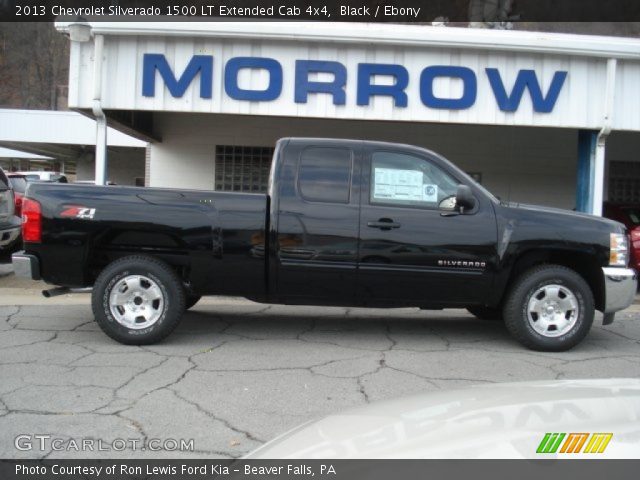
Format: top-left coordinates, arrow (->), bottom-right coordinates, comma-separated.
357,147 -> 497,306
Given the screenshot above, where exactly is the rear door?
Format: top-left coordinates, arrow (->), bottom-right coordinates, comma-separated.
357,146 -> 497,306
273,140 -> 361,302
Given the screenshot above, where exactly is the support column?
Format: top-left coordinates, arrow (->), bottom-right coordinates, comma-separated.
92,34 -> 108,185
592,134 -> 607,216
576,130 -> 597,213
94,115 -> 107,185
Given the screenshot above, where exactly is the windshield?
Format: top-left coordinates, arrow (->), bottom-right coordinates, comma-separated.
9,176 -> 27,193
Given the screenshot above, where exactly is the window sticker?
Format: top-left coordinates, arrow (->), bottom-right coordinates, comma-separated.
374,168 -> 424,201
423,184 -> 438,202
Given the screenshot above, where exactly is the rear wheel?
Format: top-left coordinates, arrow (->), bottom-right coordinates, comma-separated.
92,255 -> 185,345
503,265 -> 594,351
467,306 -> 503,321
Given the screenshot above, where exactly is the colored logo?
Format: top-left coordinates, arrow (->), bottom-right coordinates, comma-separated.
60,206 -> 96,220
536,433 -> 613,454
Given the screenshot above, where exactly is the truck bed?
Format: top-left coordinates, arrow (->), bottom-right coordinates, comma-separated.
23,182 -> 268,295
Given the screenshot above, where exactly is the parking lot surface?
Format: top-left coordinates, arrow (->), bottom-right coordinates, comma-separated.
0,283 -> 639,459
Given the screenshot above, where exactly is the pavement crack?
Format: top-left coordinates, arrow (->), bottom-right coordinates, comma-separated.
296,319 -> 316,340
427,326 -> 452,349
115,357 -> 170,397
2,331 -> 59,347
139,346 -> 170,358
170,388 -> 266,444
216,319 -> 234,335
356,376 -> 370,403
296,336 -> 384,352
121,415 -> 150,444
71,320 -> 95,331
384,324 -> 398,351
131,356 -> 198,400
599,328 -> 640,342
4,305 -> 21,329
386,365 -> 484,389
65,347 -> 104,366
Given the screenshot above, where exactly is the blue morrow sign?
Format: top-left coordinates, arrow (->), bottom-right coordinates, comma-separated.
142,53 -> 567,113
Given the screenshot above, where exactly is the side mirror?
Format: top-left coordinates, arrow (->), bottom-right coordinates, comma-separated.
456,185 -> 476,212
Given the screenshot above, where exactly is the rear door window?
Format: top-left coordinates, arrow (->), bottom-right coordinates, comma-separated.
298,147 -> 353,204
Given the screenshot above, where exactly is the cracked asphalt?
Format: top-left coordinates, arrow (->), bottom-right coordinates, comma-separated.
0,276 -> 639,459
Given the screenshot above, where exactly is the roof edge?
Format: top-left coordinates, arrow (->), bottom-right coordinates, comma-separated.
54,21 -> 640,60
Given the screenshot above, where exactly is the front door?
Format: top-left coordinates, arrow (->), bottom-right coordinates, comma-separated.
357,148 -> 497,306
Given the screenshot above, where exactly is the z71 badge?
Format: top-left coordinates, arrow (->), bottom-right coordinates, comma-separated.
60,206 -> 96,220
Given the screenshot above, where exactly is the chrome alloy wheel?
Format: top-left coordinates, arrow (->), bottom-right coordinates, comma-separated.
108,275 -> 165,329
526,284 -> 579,337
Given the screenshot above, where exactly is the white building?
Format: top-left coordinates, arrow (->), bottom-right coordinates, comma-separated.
0,146 -> 53,170
55,22 -> 640,213
0,109 -> 146,185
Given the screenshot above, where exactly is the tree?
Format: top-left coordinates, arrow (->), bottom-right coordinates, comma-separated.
0,22 -> 69,109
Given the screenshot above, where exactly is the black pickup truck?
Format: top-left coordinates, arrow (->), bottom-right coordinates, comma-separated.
12,138 -> 637,351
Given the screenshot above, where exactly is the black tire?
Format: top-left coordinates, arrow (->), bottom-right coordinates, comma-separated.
91,255 -> 185,345
467,306 -> 503,321
185,295 -> 202,310
503,265 -> 594,351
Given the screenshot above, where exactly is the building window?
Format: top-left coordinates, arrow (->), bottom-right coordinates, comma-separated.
215,145 -> 274,192
609,161 -> 640,204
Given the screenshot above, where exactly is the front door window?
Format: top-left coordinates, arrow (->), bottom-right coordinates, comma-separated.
370,151 -> 459,210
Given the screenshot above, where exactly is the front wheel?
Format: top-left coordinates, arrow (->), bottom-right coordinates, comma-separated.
92,255 -> 185,345
503,265 -> 594,351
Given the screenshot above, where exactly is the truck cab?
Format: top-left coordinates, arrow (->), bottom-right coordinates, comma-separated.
270,138 -> 497,308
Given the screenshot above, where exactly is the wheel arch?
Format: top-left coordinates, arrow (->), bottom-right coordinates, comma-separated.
503,249 -> 604,312
85,247 -> 192,288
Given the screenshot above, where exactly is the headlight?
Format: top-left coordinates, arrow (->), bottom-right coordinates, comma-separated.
609,233 -> 629,267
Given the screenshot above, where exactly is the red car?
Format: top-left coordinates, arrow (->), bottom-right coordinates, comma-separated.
7,173 -> 27,217
604,203 -> 640,272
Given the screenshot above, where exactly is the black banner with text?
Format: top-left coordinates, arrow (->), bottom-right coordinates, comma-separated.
1,459 -> 639,480
1,0 -> 640,22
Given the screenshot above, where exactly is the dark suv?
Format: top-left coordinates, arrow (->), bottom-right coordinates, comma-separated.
0,167 -> 21,257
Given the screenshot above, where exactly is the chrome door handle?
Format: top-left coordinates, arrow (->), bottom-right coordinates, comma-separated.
367,219 -> 401,230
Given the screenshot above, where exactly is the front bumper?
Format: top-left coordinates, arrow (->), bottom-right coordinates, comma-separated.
11,252 -> 40,280
602,267 -> 637,314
